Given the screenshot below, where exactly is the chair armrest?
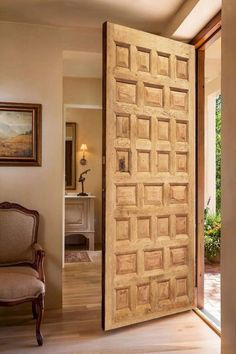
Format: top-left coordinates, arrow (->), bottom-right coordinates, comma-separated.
32,243 -> 45,283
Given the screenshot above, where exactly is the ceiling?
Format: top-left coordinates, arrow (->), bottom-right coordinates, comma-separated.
0,0 -> 185,34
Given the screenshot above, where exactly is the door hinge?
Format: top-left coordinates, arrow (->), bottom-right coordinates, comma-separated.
102,156 -> 106,165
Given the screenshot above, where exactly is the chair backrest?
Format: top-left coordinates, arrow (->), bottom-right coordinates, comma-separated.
0,202 -> 39,265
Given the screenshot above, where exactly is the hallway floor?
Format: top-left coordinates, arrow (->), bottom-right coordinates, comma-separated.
0,252 -> 220,354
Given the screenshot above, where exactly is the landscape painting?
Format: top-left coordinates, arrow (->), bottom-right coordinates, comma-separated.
0,110 -> 33,158
0,102 -> 42,166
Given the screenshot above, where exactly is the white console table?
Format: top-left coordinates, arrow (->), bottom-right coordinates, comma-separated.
65,195 -> 95,250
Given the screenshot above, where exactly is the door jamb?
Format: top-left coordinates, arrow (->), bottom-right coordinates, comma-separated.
102,21 -> 108,330
190,11 -> 221,309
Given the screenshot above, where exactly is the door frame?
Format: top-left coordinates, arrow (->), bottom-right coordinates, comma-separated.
101,21 -> 107,330
190,11 -> 221,309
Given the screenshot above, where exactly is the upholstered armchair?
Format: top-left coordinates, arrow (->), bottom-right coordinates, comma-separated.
0,202 -> 45,346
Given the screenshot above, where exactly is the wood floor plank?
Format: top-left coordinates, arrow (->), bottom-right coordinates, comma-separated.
0,251 -> 220,354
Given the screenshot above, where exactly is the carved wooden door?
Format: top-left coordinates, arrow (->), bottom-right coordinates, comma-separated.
102,22 -> 195,330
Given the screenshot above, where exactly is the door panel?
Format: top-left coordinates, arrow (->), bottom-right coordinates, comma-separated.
103,22 -> 195,330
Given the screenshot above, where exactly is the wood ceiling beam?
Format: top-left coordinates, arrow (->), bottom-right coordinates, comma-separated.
161,0 -> 200,38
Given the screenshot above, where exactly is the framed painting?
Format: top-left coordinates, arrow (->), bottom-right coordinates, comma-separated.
0,102 -> 42,166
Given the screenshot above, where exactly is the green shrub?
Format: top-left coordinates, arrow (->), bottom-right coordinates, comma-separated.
216,95 -> 221,213
204,208 -> 221,260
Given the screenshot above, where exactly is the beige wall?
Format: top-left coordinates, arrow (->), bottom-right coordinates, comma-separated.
66,108 -> 102,244
0,22 -> 63,309
63,77 -> 102,106
0,24 -> 102,311
222,1 -> 236,352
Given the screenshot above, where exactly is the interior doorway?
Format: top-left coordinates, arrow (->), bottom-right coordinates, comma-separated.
62,49 -> 103,311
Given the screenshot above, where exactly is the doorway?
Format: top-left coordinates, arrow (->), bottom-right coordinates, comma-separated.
193,13 -> 222,333
62,50 -> 103,311
203,36 -> 221,329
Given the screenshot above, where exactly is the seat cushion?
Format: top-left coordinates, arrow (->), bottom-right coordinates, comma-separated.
0,266 -> 45,302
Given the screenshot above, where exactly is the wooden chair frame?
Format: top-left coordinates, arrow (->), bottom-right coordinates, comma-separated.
0,201 -> 45,346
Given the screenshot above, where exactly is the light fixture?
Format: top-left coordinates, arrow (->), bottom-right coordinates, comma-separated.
80,143 -> 88,165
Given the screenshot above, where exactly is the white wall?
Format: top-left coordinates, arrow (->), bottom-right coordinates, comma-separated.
0,22 -> 63,309
222,0 -> 236,351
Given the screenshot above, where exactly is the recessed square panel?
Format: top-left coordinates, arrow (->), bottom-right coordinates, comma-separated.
116,80 -> 137,104
170,184 -> 188,204
176,121 -> 188,143
176,278 -> 188,297
116,114 -> 130,138
176,152 -> 188,173
116,288 -> 130,310
157,52 -> 170,76
137,151 -> 151,172
176,215 -> 188,236
137,217 -> 151,238
137,48 -> 151,72
157,118 -> 170,141
137,284 -> 150,305
144,184 -> 163,205
116,185 -> 137,206
157,151 -> 170,172
144,83 -> 163,107
157,280 -> 170,301
170,88 -> 188,111
144,249 -> 163,271
116,253 -> 137,275
65,203 -> 83,224
116,218 -> 130,241
157,216 -> 170,238
137,116 -> 151,139
116,149 -> 130,173
116,43 -> 130,68
170,247 -> 188,266
176,56 -> 188,80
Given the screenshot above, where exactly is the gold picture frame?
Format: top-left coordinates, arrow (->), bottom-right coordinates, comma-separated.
0,102 -> 42,166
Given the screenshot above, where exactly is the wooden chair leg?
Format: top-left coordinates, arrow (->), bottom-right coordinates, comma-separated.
32,301 -> 38,319
35,294 -> 44,346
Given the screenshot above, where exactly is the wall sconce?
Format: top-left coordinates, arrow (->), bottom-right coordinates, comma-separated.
80,143 -> 88,165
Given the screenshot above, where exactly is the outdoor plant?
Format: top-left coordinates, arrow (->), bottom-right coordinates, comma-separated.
216,95 -> 221,213
204,95 -> 221,263
204,207 -> 221,262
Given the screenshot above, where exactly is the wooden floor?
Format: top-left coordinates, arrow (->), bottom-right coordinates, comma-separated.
0,251 -> 220,354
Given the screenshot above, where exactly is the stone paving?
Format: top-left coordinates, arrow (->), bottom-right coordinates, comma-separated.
204,263 -> 221,326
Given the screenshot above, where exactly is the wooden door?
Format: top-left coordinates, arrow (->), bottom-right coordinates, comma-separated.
102,22 -> 195,330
